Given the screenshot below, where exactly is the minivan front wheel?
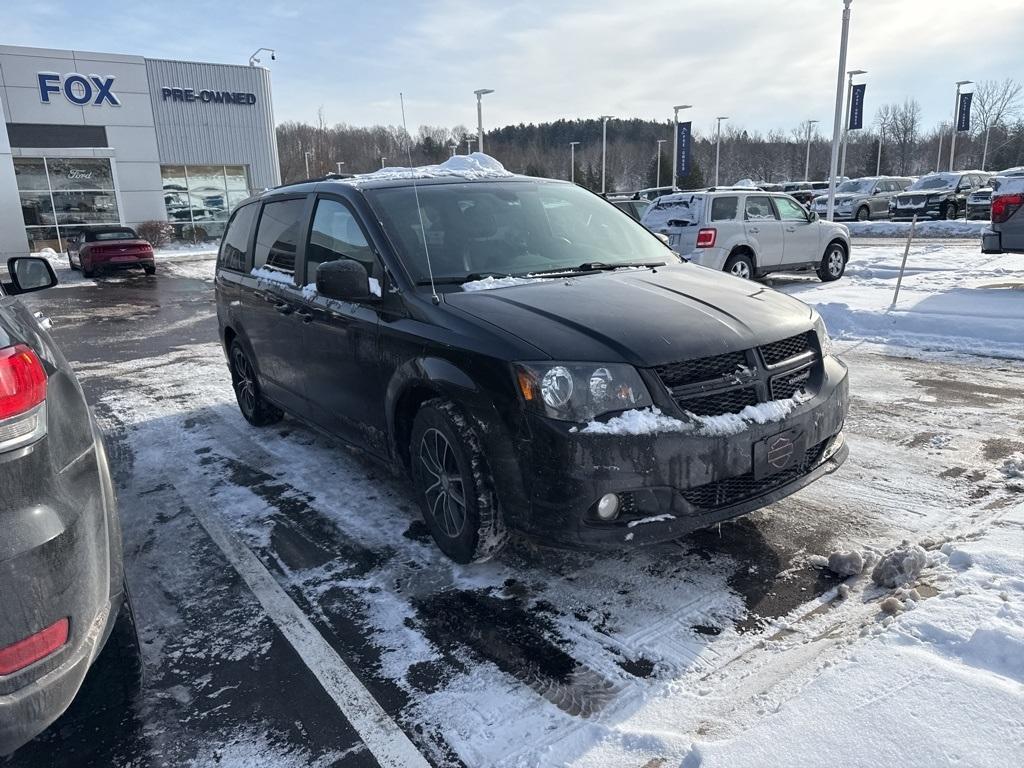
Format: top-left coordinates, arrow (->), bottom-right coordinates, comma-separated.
410,399 -> 507,564
229,340 -> 283,426
724,252 -> 754,280
817,242 -> 847,282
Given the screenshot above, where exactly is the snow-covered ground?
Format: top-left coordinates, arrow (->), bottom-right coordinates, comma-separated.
768,239 -> 1024,360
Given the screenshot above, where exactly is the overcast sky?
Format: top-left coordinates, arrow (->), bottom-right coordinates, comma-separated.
7,0 -> 1024,137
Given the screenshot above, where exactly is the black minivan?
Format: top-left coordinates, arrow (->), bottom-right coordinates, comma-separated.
215,159 -> 849,563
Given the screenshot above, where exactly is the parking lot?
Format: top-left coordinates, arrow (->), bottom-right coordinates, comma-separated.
5,248 -> 1022,767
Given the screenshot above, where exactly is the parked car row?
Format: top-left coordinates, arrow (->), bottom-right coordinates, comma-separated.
811,176 -> 913,221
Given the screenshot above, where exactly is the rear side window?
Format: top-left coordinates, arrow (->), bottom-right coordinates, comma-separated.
744,196 -> 778,221
306,198 -> 376,284
710,196 -> 739,221
218,204 -> 256,272
254,198 -> 305,276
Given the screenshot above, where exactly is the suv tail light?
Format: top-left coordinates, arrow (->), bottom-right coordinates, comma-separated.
0,344 -> 47,451
991,193 -> 1024,224
696,228 -> 717,248
0,618 -> 69,675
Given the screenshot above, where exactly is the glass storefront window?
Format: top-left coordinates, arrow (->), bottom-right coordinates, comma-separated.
160,165 -> 249,244
13,157 -> 119,253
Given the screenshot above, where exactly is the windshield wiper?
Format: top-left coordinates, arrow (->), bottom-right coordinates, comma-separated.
415,272 -> 512,286
526,261 -> 665,277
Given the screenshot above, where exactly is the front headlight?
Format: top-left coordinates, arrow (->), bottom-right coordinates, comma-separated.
838,200 -> 852,209
813,315 -> 834,357
514,362 -> 653,422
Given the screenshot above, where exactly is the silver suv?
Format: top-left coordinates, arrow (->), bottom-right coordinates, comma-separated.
811,176 -> 911,221
641,189 -> 852,281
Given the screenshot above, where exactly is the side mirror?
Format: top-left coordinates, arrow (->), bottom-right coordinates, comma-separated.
655,232 -> 671,245
808,210 -> 819,222
7,257 -> 57,294
316,259 -> 373,301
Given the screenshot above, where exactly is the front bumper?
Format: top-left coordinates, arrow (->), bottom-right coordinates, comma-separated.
890,202 -> 945,220
514,355 -> 849,549
684,247 -> 730,271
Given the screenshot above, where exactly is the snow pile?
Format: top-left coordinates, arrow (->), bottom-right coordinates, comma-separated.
846,219 -> 989,238
690,393 -> 809,436
808,549 -> 865,577
339,152 -> 513,185
773,240 -> 1024,360
871,543 -> 928,587
461,275 -> 550,291
577,407 -> 689,435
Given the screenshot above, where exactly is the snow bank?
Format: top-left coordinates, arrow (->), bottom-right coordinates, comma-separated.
871,543 -> 928,587
846,219 -> 988,238
339,152 -> 513,185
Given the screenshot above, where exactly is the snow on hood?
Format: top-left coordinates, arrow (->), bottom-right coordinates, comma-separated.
461,275 -> 551,292
993,177 -> 1024,195
338,153 -> 513,185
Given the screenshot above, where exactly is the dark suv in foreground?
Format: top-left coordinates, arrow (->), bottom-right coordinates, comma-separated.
0,257 -> 138,755
215,159 -> 849,563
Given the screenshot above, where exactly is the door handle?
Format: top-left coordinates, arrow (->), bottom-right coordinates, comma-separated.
749,227 -> 760,234
295,308 -> 314,324
786,226 -> 796,232
274,301 -> 294,315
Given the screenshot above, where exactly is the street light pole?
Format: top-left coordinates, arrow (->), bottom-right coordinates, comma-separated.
380,156 -> 387,169
982,125 -> 992,171
304,150 -> 312,177
804,119 -> 819,181
656,139 -> 667,188
714,116 -> 729,187
465,138 -> 473,155
569,141 -> 580,183
875,126 -> 884,176
450,141 -> 458,157
826,0 -> 854,222
840,68 -> 867,178
671,104 -> 692,189
474,88 -> 495,155
600,115 -> 614,194
949,80 -> 973,171
335,161 -> 345,174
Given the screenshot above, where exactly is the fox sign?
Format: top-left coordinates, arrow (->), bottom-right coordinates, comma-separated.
37,72 -> 120,106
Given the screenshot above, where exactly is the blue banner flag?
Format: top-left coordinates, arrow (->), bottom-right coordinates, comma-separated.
849,83 -> 866,130
676,121 -> 692,181
957,91 -> 973,132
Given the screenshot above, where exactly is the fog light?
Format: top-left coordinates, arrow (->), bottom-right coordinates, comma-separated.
596,493 -> 620,521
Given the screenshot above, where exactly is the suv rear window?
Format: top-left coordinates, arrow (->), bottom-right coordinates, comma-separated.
710,196 -> 739,221
254,198 -> 305,275
218,204 -> 256,272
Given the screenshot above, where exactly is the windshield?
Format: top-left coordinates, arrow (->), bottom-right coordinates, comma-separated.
837,179 -> 874,194
907,174 -> 958,191
364,181 -> 675,283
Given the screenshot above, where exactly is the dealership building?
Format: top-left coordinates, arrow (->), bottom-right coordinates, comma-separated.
0,44 -> 281,259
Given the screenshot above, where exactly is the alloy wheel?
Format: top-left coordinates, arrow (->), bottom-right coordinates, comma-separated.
232,348 -> 257,418
730,261 -> 751,279
419,427 -> 467,538
828,247 -> 844,277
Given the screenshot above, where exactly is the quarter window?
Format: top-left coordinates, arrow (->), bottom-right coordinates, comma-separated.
306,199 -> 376,285
254,199 -> 305,277
774,196 -> 809,221
218,204 -> 256,272
744,196 -> 778,221
710,196 -> 739,221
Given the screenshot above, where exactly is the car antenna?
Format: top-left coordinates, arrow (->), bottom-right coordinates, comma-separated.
400,92 -> 440,305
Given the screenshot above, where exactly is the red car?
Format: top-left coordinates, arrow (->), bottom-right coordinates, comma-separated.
68,227 -> 155,277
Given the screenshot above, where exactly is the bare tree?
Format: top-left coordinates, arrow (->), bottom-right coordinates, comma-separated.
881,99 -> 922,175
973,78 -> 1023,170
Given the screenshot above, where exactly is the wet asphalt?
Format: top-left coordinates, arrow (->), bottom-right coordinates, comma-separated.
3,261 -> 850,767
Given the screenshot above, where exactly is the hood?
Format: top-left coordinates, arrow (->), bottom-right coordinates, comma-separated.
813,193 -> 857,205
896,186 -> 952,197
442,264 -> 815,367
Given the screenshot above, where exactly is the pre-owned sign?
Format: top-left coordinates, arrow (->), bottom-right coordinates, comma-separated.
37,72 -> 120,106
160,87 -> 256,106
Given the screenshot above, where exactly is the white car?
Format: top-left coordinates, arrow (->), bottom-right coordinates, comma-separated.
641,189 -> 852,281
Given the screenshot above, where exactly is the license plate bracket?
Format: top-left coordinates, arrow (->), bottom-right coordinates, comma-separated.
753,428 -> 805,481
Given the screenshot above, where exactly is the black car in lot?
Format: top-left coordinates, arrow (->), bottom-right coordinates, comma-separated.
890,171 -> 991,220
215,166 -> 849,563
0,257 -> 138,756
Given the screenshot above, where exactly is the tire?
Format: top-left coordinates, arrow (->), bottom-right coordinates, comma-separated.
410,399 -> 508,564
856,205 -> 870,221
817,241 -> 847,282
723,252 -> 754,280
229,340 -> 283,426
143,265 -> 156,276
944,203 -> 958,220
82,265 -> 95,278
68,254 -> 78,271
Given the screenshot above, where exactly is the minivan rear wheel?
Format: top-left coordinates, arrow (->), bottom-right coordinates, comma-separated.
724,252 -> 754,280
229,340 -> 283,426
817,242 -> 847,282
410,399 -> 507,564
